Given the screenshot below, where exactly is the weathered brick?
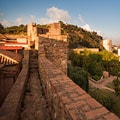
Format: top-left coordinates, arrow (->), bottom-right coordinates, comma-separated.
86,97 -> 102,109
104,113 -> 120,120
85,107 -> 109,119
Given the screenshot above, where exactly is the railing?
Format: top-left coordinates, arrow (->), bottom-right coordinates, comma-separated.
0,54 -> 18,65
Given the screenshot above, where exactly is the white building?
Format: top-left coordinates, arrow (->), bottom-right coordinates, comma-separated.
118,48 -> 120,56
103,39 -> 112,52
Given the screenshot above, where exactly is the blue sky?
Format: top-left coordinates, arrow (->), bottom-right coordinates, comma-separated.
0,0 -> 120,44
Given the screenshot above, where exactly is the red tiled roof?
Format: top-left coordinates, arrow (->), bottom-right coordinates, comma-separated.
5,42 -> 27,45
0,46 -> 23,50
5,41 -> 34,45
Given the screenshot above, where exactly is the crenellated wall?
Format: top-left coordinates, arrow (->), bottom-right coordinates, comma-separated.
0,36 -> 120,120
38,37 -> 120,120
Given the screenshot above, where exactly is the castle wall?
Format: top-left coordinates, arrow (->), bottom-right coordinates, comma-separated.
40,37 -> 68,74
0,50 -> 29,120
47,22 -> 61,36
38,41 -> 120,120
0,37 -> 119,120
0,74 -> 14,107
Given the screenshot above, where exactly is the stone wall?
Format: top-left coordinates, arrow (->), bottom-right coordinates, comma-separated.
0,50 -> 29,120
0,36 -> 120,120
47,22 -> 61,36
39,37 -> 68,74
38,38 -> 120,120
39,22 -> 68,41
0,74 -> 15,107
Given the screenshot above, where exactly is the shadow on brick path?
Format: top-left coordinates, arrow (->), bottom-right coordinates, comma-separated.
20,49 -> 50,120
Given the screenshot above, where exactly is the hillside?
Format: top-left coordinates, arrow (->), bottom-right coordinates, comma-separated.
60,21 -> 104,50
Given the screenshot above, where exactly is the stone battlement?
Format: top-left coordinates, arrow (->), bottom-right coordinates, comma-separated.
0,37 -> 119,120
38,37 -> 120,120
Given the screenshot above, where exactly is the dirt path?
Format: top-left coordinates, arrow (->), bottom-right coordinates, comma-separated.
89,76 -> 115,92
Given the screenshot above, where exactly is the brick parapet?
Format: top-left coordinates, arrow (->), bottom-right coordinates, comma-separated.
38,39 -> 120,120
0,50 -> 29,120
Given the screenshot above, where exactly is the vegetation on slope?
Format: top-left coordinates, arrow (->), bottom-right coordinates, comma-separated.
89,88 -> 120,118
0,23 -> 27,35
60,21 -> 104,50
69,50 -> 120,80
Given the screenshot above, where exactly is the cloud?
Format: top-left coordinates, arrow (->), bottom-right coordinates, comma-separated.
96,30 -> 103,36
0,20 -> 11,27
81,24 -> 92,31
40,6 -> 71,24
16,17 -> 23,25
0,15 -> 37,27
78,14 -> 85,24
16,15 -> 36,25
29,15 -> 36,22
78,14 -> 102,35
81,23 -> 103,36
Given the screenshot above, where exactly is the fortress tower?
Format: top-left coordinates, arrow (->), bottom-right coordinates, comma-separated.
27,23 -> 39,50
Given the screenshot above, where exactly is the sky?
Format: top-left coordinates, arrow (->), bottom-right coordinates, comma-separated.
0,0 -> 120,44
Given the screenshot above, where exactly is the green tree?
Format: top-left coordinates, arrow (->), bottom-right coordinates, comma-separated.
67,65 -> 89,92
113,73 -> 120,95
89,89 -> 119,115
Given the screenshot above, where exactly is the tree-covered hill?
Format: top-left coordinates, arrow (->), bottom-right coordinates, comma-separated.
60,21 -> 104,50
0,23 -> 27,35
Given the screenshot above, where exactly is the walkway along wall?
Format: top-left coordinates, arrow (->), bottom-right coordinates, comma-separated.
38,37 -> 120,120
0,50 -> 29,120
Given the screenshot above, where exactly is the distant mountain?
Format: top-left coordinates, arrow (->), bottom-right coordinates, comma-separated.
60,21 -> 104,50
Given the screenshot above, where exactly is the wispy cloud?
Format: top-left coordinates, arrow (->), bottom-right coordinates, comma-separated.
29,15 -> 36,22
81,23 -> 102,36
78,14 -> 102,35
40,6 -> 71,24
16,17 -> 23,25
0,20 -> 11,27
78,14 -> 85,24
81,24 -> 92,31
0,15 -> 37,27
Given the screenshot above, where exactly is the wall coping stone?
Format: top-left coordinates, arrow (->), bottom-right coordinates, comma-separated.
0,50 -> 29,120
38,55 -> 120,120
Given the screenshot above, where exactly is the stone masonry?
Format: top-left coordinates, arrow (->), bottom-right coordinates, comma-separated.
39,36 -> 68,74
20,49 -> 50,120
27,23 -> 39,50
0,22 -> 120,120
39,22 -> 67,41
38,37 -> 120,120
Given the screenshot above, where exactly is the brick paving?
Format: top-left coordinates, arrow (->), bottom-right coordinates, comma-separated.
20,49 -> 50,120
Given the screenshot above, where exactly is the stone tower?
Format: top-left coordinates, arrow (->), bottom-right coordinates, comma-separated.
47,22 -> 61,36
27,23 -> 39,50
